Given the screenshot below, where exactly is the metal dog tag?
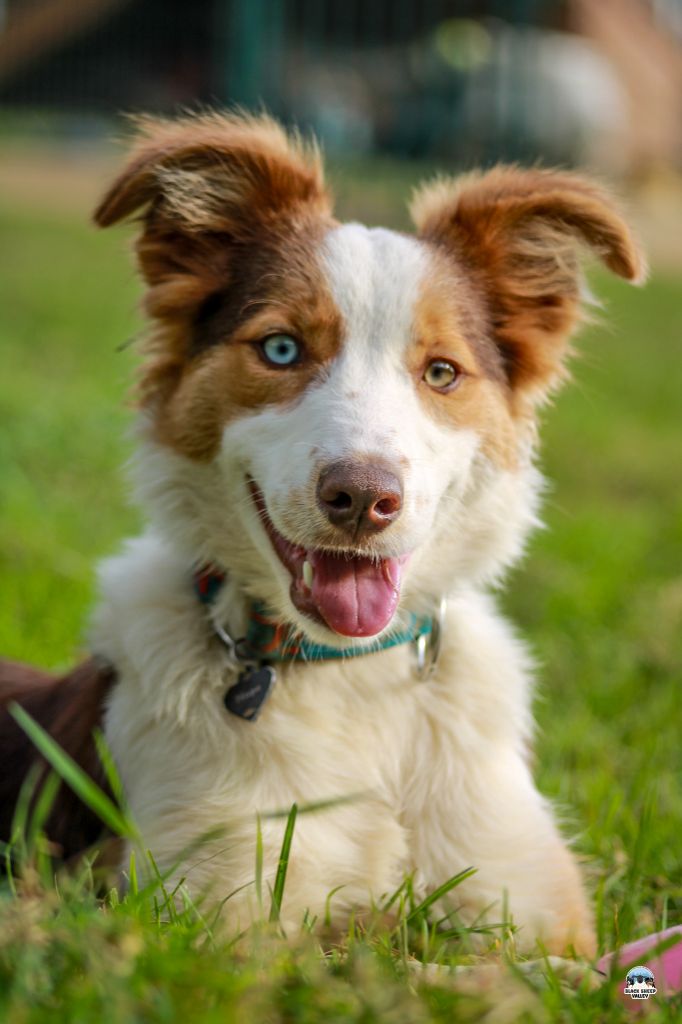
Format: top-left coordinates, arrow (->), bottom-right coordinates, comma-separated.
223,665 -> 276,721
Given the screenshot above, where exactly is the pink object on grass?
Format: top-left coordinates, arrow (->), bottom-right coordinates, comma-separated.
597,925 -> 682,999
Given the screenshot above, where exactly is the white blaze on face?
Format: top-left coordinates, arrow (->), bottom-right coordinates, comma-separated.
219,222 -> 484,638
315,222 -> 482,530
318,224 -> 448,458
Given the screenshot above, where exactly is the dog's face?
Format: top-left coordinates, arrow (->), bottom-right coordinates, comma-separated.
96,113 -> 643,645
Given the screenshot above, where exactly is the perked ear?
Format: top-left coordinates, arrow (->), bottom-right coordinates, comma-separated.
410,166 -> 646,404
94,111 -> 331,318
94,111 -> 329,231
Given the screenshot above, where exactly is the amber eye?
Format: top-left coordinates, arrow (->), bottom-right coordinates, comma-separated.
423,358 -> 459,391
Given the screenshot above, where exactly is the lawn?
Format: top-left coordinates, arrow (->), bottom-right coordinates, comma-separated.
0,168 -> 681,1021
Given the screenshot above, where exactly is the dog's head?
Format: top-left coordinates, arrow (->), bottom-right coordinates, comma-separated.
95,112 -> 644,645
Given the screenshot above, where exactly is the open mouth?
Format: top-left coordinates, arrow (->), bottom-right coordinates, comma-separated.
249,480 -> 408,638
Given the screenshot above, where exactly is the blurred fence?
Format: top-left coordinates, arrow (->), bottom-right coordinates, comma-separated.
0,0 -> 680,171
224,0 -> 567,163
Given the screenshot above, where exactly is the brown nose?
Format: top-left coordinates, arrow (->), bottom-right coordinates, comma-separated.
316,459 -> 403,538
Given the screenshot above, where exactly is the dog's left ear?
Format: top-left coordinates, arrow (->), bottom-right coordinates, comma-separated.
411,167 -> 646,405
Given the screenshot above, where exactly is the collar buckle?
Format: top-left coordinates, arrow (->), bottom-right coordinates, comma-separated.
212,618 -> 258,671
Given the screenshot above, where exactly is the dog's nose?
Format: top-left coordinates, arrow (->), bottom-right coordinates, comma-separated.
316,459 -> 403,537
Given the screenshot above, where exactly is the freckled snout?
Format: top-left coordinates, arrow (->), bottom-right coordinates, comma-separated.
316,458 -> 403,539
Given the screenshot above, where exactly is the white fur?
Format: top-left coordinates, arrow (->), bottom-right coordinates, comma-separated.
93,223 -> 593,952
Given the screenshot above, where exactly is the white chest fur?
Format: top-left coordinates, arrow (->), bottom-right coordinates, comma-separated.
91,532 -> 591,952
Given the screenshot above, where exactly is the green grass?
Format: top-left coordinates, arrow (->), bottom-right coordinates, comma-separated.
0,189 -> 681,1021
0,205 -> 141,668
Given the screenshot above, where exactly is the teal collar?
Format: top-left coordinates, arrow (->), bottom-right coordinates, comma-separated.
244,600 -> 433,663
194,565 -> 434,664
194,565 -> 445,722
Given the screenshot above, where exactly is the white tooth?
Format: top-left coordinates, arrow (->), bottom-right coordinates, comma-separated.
302,560 -> 314,589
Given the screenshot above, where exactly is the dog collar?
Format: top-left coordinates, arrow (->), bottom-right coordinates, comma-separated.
194,565 -> 445,721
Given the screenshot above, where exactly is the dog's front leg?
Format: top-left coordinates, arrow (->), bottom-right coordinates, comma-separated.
408,745 -> 595,957
119,796 -> 409,938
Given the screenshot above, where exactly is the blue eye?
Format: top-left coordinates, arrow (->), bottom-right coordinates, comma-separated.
260,334 -> 301,367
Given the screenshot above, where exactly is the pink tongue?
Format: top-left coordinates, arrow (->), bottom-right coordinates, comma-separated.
308,551 -> 403,637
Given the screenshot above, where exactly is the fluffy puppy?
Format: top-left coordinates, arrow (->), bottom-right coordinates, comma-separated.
48,113 -> 651,951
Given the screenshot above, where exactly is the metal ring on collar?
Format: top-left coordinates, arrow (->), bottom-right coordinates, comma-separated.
415,596 -> 447,679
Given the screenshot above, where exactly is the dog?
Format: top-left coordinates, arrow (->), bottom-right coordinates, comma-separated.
1,112 -> 645,954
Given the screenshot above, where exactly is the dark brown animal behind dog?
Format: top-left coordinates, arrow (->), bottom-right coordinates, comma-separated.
0,658 -> 115,860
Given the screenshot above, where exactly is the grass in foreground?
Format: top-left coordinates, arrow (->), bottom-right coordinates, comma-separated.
0,712 -> 667,1024
0,181 -> 681,1021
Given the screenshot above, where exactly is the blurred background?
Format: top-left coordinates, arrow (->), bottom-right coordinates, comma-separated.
0,0 -> 681,170
0,0 -> 681,242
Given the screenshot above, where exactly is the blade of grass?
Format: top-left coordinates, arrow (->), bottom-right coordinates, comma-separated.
380,875 -> 412,915
255,813 -> 263,916
9,702 -> 139,840
269,802 -> 297,924
324,884 -> 346,928
261,792 -> 364,819
146,848 -> 179,925
3,840 -> 17,892
406,867 -> 477,925
9,762 -> 41,867
92,727 -> 126,808
128,848 -> 138,896
26,770 -> 60,852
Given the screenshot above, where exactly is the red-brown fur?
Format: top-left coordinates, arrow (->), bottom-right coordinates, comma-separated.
94,112 -> 336,458
409,262 -> 519,469
141,229 -> 344,461
411,167 -> 645,416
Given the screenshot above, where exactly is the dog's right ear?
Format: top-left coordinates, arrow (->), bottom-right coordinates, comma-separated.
94,112 -> 331,315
